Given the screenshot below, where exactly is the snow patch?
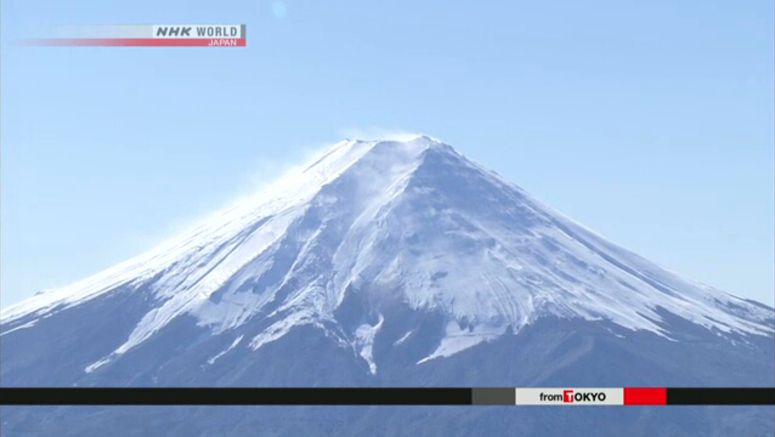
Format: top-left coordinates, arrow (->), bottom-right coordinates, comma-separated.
84,355 -> 115,374
354,315 -> 384,374
393,330 -> 413,346
250,310 -> 319,351
417,321 -> 507,365
206,335 -> 244,365
0,319 -> 38,336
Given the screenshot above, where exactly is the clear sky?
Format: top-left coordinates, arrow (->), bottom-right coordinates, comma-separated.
1,0 -> 773,307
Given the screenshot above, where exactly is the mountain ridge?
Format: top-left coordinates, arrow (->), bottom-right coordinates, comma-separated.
1,136 -> 772,377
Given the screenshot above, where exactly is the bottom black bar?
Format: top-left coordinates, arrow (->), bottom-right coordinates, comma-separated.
0,387 -> 773,406
667,388 -> 775,405
0,388 -> 473,406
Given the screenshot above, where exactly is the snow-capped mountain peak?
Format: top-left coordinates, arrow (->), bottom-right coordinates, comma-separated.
2,136 -> 772,373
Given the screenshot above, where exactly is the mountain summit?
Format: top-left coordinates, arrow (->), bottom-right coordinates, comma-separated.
2,136 -> 773,435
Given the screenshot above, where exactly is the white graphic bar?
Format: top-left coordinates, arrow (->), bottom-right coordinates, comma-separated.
515,388 -> 624,406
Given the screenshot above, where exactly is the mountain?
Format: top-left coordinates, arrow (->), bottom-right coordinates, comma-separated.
1,136 -> 773,436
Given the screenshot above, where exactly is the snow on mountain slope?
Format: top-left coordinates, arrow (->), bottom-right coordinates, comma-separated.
1,136 -> 772,373
0,138 -> 377,322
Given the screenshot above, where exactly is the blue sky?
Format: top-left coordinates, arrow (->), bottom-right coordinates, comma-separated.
1,0 -> 773,306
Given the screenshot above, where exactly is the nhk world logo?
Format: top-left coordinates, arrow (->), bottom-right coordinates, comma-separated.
24,24 -> 247,47
153,25 -> 243,40
516,388 -> 623,406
